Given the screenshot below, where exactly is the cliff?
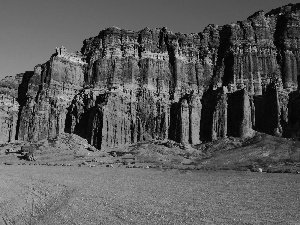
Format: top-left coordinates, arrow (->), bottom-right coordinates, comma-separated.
2,3 -> 300,149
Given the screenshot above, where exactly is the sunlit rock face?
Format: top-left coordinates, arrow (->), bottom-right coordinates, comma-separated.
2,3 -> 300,147
17,54 -> 86,142
0,75 -> 21,143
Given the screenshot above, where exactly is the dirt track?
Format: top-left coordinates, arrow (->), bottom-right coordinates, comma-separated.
0,165 -> 300,225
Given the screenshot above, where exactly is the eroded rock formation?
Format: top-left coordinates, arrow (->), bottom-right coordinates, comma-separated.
1,3 -> 300,148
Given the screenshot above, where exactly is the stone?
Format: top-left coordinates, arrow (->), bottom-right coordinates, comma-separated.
1,3 -> 300,148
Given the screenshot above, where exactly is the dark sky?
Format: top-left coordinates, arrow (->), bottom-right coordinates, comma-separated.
0,0 -> 298,79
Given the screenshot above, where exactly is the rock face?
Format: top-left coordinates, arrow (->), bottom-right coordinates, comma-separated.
17,50 -> 85,142
2,3 -> 300,148
0,74 -> 21,143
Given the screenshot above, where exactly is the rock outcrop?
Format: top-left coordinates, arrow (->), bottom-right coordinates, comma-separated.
2,3 -> 300,149
0,73 -> 24,143
17,50 -> 86,142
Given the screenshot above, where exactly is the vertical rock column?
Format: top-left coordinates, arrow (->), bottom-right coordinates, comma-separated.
189,95 -> 202,145
240,89 -> 253,138
180,99 -> 189,144
283,51 -> 293,90
10,111 -> 18,142
211,90 -> 228,141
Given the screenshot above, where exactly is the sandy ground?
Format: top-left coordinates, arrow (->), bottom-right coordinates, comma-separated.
0,164 -> 300,225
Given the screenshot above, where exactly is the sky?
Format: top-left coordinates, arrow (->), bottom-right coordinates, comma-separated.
0,0 -> 299,79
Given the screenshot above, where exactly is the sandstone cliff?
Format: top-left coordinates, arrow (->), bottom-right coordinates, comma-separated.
2,3 -> 300,149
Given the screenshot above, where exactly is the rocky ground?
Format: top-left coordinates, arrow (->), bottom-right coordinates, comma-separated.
1,132 -> 300,173
0,133 -> 300,224
1,165 -> 300,225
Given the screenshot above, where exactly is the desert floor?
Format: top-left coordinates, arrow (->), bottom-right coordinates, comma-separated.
0,164 -> 299,225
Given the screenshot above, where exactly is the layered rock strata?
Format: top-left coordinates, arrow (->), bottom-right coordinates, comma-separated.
17,50 -> 86,142
1,3 -> 300,148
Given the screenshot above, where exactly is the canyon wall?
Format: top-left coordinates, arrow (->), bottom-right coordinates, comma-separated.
1,3 -> 300,148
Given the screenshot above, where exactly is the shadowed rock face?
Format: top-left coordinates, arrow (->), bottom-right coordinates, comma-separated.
1,3 -> 300,148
